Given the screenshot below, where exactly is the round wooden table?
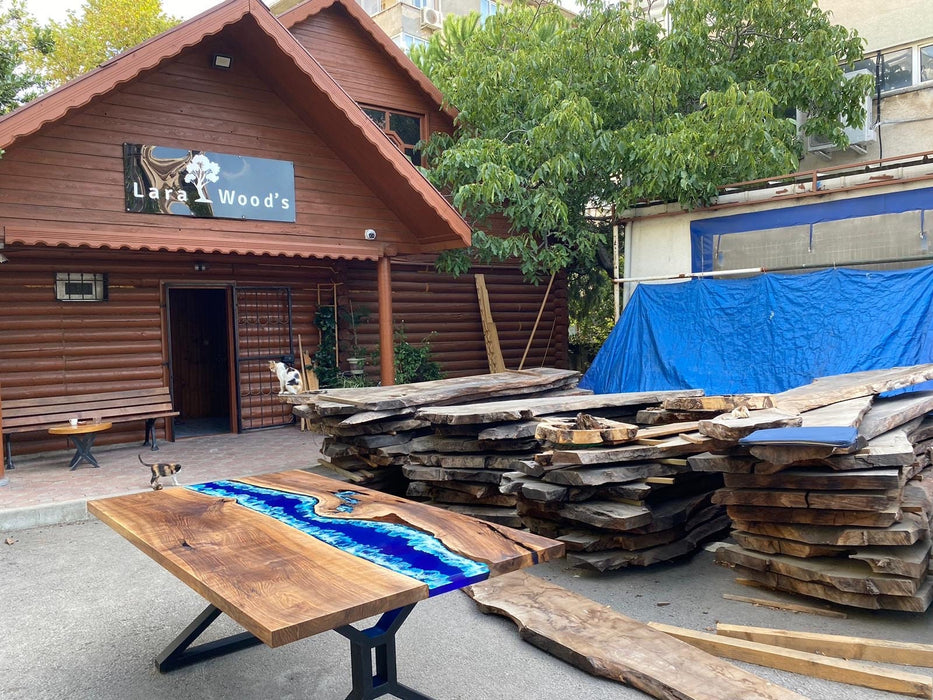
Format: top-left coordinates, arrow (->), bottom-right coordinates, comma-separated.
48,422 -> 113,470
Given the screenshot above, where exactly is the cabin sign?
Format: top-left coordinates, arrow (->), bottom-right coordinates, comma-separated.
123,144 -> 296,222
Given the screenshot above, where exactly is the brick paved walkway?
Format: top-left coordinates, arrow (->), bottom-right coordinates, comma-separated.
0,425 -> 325,529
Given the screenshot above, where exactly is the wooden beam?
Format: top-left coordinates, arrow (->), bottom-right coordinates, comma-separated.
377,254 -> 394,386
716,624 -> 933,668
649,622 -> 933,698
475,273 -> 506,373
518,271 -> 554,371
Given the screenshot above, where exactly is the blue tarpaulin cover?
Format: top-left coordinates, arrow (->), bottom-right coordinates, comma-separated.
579,266 -> 933,395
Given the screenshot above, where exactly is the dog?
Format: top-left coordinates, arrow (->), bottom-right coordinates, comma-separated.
269,360 -> 302,394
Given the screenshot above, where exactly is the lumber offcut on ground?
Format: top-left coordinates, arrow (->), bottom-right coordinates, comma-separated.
464,570 -> 807,700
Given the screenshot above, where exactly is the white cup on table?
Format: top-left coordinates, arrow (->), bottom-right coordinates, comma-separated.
69,418 -> 79,427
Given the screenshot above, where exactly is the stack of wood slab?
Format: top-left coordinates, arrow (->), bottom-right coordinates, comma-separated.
281,368 -> 582,494
694,365 -> 933,612
432,392 -> 737,572
410,390 -> 710,530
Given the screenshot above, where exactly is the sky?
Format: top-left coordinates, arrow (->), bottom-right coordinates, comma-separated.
24,0 -> 254,24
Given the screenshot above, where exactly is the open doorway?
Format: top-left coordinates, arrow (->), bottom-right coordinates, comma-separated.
168,287 -> 233,438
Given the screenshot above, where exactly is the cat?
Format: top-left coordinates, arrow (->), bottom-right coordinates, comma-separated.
139,454 -> 182,490
269,360 -> 302,394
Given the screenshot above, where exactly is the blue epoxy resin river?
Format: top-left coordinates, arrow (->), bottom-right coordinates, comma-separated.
187,480 -> 489,595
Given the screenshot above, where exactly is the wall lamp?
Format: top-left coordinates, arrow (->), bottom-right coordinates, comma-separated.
0,253 -> 8,264
211,53 -> 233,70
194,261 -> 208,272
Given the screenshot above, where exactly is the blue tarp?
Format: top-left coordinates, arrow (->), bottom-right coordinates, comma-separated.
579,266 -> 933,395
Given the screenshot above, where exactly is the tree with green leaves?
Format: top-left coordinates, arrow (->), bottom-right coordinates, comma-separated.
0,0 -> 51,115
33,0 -> 179,86
412,0 -> 871,285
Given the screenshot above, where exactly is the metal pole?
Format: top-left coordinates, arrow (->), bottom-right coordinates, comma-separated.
613,267 -> 765,284
612,215 -> 620,322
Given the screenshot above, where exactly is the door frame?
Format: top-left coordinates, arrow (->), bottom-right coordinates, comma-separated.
162,281 -> 239,435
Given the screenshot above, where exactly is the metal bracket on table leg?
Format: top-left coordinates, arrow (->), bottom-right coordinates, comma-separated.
335,604 -> 435,700
155,603 -> 264,673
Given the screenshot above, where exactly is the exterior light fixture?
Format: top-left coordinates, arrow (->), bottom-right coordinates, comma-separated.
194,262 -> 208,272
211,54 -> 233,70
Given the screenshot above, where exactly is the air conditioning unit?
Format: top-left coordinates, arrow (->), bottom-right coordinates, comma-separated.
421,7 -> 443,29
798,70 -> 876,153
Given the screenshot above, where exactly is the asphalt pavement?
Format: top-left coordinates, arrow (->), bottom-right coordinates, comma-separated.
3,517 -> 931,700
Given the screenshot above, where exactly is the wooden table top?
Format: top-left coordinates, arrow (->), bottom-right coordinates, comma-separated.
48,421 -> 113,436
88,470 -> 564,647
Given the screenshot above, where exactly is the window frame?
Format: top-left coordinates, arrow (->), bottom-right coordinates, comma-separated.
361,105 -> 426,167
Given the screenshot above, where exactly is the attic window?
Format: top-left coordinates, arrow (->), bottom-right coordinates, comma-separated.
362,107 -> 423,166
55,272 -> 108,302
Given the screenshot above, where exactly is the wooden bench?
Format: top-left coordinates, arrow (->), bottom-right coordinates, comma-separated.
2,387 -> 179,471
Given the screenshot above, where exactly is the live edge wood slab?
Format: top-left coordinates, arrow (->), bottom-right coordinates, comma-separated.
88,470 -> 564,649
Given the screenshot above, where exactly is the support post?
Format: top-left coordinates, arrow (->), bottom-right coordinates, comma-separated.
0,381 -> 7,486
377,254 -> 394,386
335,604 -> 434,700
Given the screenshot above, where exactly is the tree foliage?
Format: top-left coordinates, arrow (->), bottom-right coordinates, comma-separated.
33,0 -> 179,86
0,0 -> 51,115
412,0 -> 871,281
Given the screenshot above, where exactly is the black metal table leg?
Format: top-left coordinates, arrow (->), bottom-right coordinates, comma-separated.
68,434 -> 101,470
156,603 -> 264,673
335,604 -> 435,700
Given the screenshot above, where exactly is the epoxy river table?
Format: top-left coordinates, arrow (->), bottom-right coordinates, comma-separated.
88,470 -> 564,699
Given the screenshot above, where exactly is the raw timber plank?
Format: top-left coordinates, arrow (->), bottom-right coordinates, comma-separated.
715,544 -> 923,596
725,505 -> 902,528
721,594 -> 849,618
287,368 -> 580,411
730,566 -> 933,612
731,531 -> 846,558
650,622 -> 933,699
723,468 -> 907,492
547,434 -> 715,466
714,488 -> 901,512
478,421 -> 540,441
699,409 -> 802,442
730,515 -> 929,547
848,539 -> 932,578
689,452 -> 757,473
715,624 -> 933,668
417,389 -> 704,425
858,392 -> 933,441
567,513 -> 731,571
543,460 -> 690,486
535,414 -> 638,446
770,365 -> 933,414
829,424 -> 920,468
662,394 -> 774,411
464,570 -> 807,700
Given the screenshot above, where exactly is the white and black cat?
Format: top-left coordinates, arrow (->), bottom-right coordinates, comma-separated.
268,360 -> 302,394
139,454 -> 182,490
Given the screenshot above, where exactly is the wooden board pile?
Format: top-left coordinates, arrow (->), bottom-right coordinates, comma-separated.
281,368 -> 582,493
409,390 -> 709,530
689,365 -> 933,612
425,393 -> 738,572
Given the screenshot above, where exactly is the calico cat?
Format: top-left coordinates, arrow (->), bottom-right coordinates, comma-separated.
139,454 -> 182,490
269,360 -> 302,394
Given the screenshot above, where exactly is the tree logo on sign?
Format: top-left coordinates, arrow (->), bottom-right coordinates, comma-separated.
184,154 -> 221,203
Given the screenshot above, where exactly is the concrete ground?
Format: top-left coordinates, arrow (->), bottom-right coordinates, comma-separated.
1,425 -> 931,699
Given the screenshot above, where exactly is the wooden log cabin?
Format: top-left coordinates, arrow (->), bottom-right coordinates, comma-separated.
0,0 -> 568,470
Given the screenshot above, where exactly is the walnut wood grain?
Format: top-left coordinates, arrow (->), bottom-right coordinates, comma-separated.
89,470 -> 563,648
465,570 -> 807,700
